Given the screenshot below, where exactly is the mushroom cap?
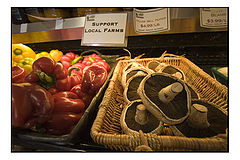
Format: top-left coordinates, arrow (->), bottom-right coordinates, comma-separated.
120,100 -> 163,135
138,72 -> 191,125
147,60 -> 160,71
170,99 -> 228,138
158,64 -> 199,99
123,73 -> 146,104
123,62 -> 144,73
121,66 -> 154,89
158,65 -> 185,80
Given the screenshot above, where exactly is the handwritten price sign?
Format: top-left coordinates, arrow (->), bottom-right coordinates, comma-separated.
200,8 -> 228,28
133,8 -> 170,33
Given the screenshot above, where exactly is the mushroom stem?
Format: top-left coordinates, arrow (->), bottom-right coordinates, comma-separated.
135,104 -> 148,125
158,82 -> 183,103
187,104 -> 210,129
155,63 -> 167,72
171,72 -> 183,79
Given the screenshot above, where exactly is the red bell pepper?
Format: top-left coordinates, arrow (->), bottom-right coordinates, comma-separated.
60,52 -> 83,69
40,91 -> 85,135
52,91 -> 85,113
53,91 -> 79,99
42,112 -> 83,135
67,64 -> 85,89
81,65 -> 108,94
70,84 -> 86,98
82,53 -> 102,66
48,88 -> 58,95
82,53 -> 111,73
70,63 -> 85,76
93,61 -> 111,73
12,66 -> 26,83
25,57 -> 71,92
70,84 -> 94,107
12,83 -> 54,129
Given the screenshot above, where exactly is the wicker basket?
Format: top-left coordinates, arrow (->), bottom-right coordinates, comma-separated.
90,53 -> 228,151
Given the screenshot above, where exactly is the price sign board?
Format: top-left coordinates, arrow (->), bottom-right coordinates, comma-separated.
81,13 -> 127,47
200,8 -> 228,28
133,8 -> 170,33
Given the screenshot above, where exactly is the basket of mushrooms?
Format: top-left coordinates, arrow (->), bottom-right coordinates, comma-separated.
90,51 -> 228,151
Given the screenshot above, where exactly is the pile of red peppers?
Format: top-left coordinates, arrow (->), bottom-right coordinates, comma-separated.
12,51 -> 111,135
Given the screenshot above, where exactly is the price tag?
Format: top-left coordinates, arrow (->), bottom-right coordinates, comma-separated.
200,8 -> 228,28
133,8 -> 170,33
55,19 -> 63,30
81,13 -> 127,46
20,23 -> 28,33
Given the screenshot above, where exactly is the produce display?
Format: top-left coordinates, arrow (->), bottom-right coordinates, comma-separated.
119,59 -> 210,136
11,44 -> 111,135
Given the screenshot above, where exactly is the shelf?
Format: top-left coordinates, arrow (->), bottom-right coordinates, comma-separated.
12,16 -> 86,34
12,9 -> 228,45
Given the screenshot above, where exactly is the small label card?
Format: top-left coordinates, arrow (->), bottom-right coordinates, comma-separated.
20,23 -> 28,33
55,19 -> 64,30
200,8 -> 228,28
133,8 -> 170,33
81,13 -> 127,46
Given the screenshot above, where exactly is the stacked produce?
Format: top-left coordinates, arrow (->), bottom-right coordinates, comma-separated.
119,57 -> 227,139
12,44 -> 110,135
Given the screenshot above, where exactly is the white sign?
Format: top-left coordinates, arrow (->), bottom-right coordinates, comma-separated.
81,13 -> 127,46
55,19 -> 63,30
200,8 -> 228,28
20,23 -> 28,33
133,8 -> 170,33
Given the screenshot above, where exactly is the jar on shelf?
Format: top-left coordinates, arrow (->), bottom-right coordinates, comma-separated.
97,8 -> 122,13
24,8 -> 44,23
43,8 -> 70,19
72,8 -> 97,17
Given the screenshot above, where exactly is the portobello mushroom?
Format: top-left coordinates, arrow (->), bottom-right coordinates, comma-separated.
137,72 -> 191,125
123,72 -> 147,104
121,63 -> 153,89
170,99 -> 228,138
120,100 -> 163,135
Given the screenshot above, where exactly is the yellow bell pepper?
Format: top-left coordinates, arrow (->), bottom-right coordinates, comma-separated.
12,59 -> 17,66
12,44 -> 36,66
17,57 -> 34,74
49,50 -> 63,62
35,52 -> 52,60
